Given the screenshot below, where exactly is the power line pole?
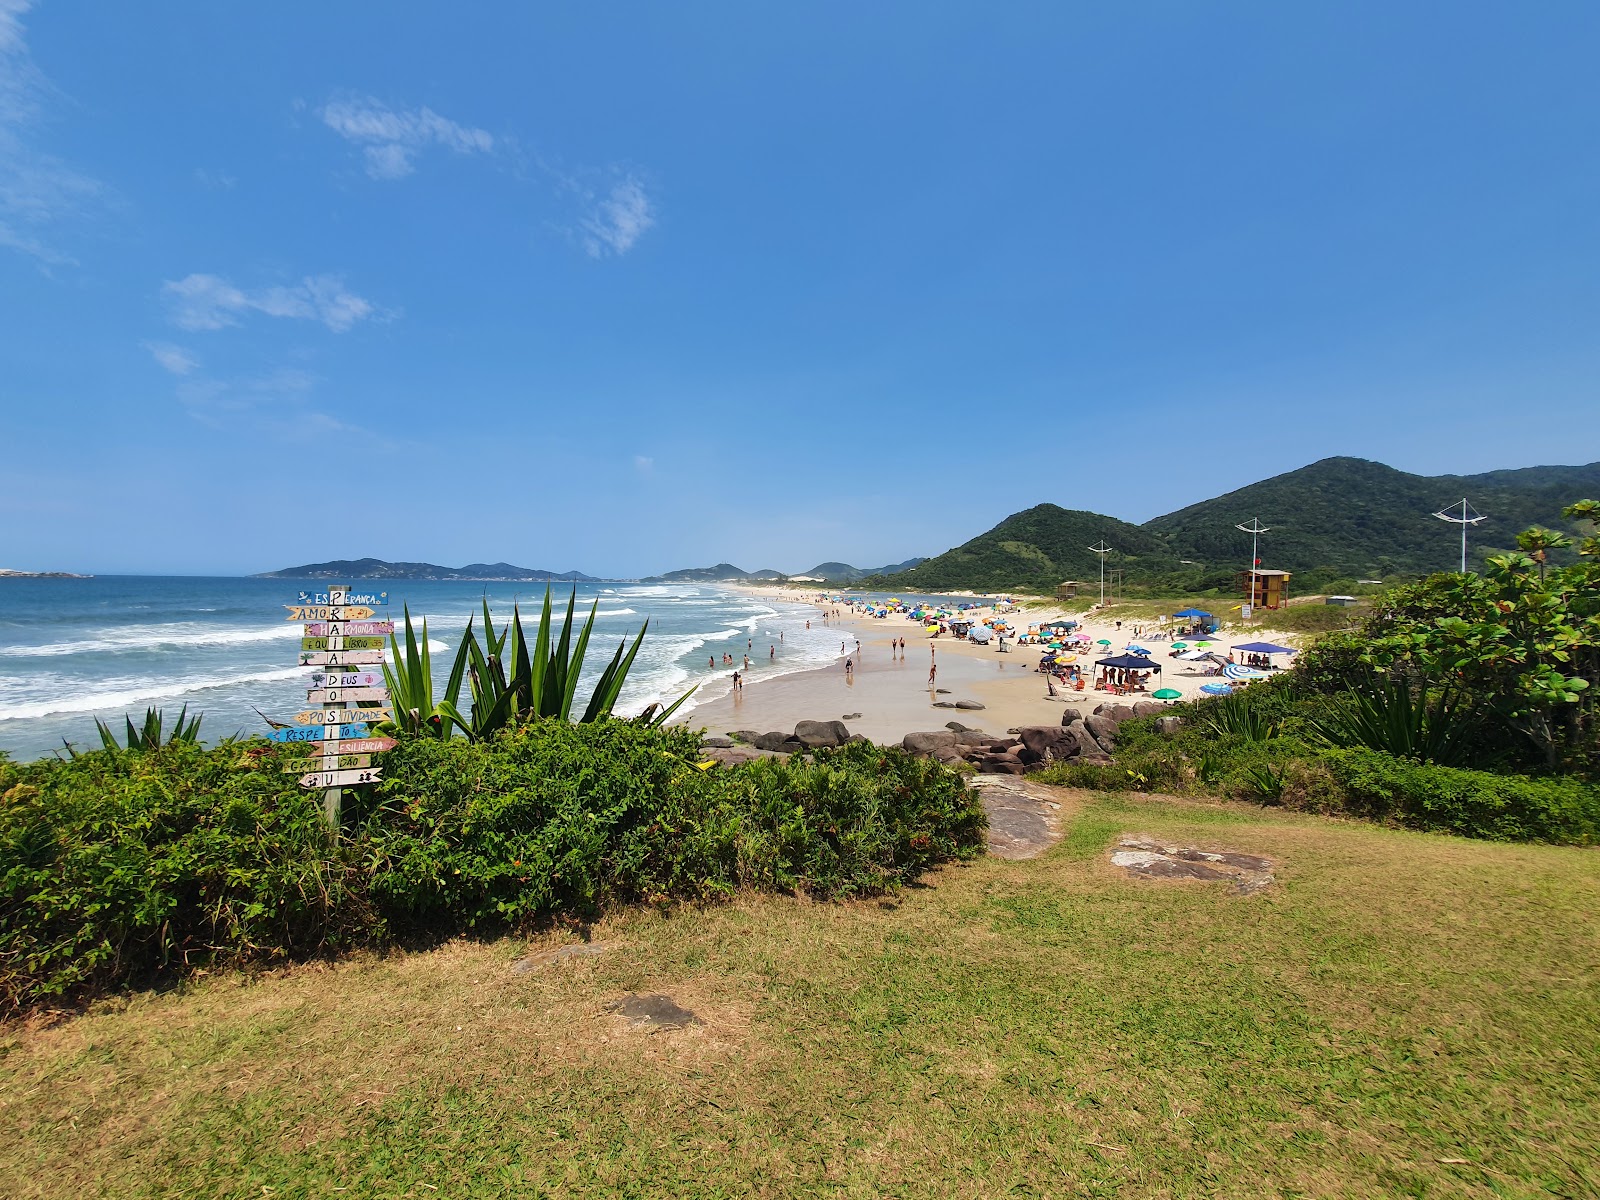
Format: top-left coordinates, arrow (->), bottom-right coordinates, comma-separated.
1236,518 -> 1271,618
1088,540 -> 1111,607
1432,498 -> 1486,574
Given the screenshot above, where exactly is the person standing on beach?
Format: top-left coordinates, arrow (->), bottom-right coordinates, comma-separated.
709,656 -> 715,670
744,654 -> 751,670
929,661 -> 937,687
769,645 -> 775,661
845,658 -> 853,680
732,670 -> 742,692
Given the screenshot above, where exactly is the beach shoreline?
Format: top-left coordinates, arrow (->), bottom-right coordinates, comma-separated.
677,584 -> 1306,745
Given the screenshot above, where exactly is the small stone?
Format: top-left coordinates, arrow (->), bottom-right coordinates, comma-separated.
842,712 -> 862,720
511,941 -> 610,974
932,701 -> 958,708
604,993 -> 701,1031
945,721 -> 970,732
700,736 -> 735,748
955,699 -> 986,710
935,688 -> 951,694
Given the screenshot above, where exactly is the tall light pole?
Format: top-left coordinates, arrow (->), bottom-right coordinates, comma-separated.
1432,499 -> 1486,574
1236,518 -> 1271,617
1088,540 -> 1111,607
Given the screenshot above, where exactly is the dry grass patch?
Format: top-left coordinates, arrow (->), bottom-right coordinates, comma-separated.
2,793 -> 1598,1198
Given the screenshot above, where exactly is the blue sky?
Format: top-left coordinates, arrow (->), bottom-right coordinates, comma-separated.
2,2 -> 1597,577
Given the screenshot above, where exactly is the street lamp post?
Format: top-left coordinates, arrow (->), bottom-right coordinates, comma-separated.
1432,499 -> 1486,574
1236,518 -> 1271,619
1088,540 -> 1111,607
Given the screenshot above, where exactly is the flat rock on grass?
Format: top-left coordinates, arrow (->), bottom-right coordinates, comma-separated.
605,993 -> 702,1032
969,776 -> 1067,860
511,941 -> 611,974
1109,835 -> 1275,895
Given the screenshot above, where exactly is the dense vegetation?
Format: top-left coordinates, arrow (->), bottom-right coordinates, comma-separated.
865,456 -> 1600,596
0,725 -> 985,1014
1040,501 -> 1600,838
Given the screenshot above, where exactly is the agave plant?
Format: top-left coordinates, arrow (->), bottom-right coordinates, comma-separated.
380,605 -> 472,739
1303,678 -> 1479,766
1200,693 -> 1277,741
380,588 -> 693,742
93,705 -> 203,752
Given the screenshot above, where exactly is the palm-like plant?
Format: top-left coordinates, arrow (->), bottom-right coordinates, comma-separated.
382,588 -> 694,742
93,705 -> 203,752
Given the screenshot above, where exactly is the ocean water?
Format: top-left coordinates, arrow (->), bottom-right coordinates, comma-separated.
0,578 -> 850,761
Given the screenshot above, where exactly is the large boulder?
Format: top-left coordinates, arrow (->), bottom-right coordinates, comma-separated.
1017,725 -> 1078,763
1156,715 -> 1184,738
728,730 -> 760,744
902,730 -> 959,755
955,731 -> 994,747
932,701 -> 958,709
794,719 -> 850,749
753,731 -> 792,752
1084,714 -> 1120,750
1060,707 -> 1084,726
955,699 -> 986,711
1133,701 -> 1164,718
945,721 -> 971,732
1064,721 -> 1108,760
700,736 -> 735,748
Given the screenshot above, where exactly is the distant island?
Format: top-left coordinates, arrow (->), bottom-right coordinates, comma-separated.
640,559 -> 924,584
254,558 -> 600,582
0,568 -> 92,579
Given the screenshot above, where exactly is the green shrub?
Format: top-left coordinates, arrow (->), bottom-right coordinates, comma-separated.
0,741 -> 367,1012
1324,750 -> 1600,843
0,724 -> 984,1014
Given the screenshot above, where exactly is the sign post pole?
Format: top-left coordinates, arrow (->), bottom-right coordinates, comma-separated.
281,584 -> 390,826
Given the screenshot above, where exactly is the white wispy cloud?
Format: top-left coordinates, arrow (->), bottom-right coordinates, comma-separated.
142,341 -> 198,375
579,177 -> 655,258
0,0 -> 104,265
163,272 -> 382,333
633,454 -> 654,473
319,94 -> 493,180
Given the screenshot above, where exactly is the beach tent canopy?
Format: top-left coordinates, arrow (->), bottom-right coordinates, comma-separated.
1173,608 -> 1213,618
1232,641 -> 1296,655
1096,654 -> 1161,671
967,625 -> 993,642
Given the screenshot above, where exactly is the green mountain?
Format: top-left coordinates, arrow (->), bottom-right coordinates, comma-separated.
806,558 -> 925,582
863,457 -> 1600,595
1147,457 -> 1600,576
879,505 -> 1173,594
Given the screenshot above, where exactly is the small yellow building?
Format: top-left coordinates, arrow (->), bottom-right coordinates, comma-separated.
1240,569 -> 1291,610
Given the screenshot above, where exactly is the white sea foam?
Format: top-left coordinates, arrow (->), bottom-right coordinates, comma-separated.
0,667 -> 306,721
0,623 -> 302,659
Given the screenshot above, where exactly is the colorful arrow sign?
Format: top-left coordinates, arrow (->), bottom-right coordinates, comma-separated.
308,671 -> 385,689
301,636 -> 386,651
298,590 -> 388,606
264,723 -> 371,743
298,650 -> 385,667
298,768 -> 383,789
316,753 -> 373,770
328,737 -> 395,755
285,605 -> 377,622
302,621 -> 395,638
294,707 -> 392,726
306,686 -> 389,704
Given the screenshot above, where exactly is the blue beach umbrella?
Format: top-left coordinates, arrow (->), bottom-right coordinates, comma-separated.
1200,682 -> 1232,696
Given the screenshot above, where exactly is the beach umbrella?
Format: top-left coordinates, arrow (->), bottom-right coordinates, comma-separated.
1223,664 -> 1268,680
1125,644 -> 1150,655
1170,642 -> 1188,650
1058,653 -> 1078,664
1200,682 -> 1232,696
1152,688 -> 1182,700
1096,638 -> 1111,647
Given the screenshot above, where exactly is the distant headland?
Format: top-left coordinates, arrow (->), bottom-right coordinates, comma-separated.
254,558 -> 601,582
0,568 -> 92,579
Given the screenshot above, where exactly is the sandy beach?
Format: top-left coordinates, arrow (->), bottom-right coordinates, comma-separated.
680,586 -> 1301,743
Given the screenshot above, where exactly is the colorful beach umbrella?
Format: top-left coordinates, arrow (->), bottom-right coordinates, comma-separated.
1096,638 -> 1111,647
1152,688 -> 1182,700
1170,642 -> 1188,650
1200,682 -> 1232,696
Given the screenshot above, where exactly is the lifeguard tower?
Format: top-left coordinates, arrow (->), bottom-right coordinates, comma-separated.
1055,581 -> 1084,601
1240,569 -> 1291,610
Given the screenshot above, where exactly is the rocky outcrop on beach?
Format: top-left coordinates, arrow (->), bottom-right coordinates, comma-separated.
894,701 -> 1176,775
699,704 -> 1175,774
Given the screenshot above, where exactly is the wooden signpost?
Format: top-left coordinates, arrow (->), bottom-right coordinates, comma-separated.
298,649 -> 385,667
282,584 -> 390,823
303,620 -> 394,636
285,604 -> 378,622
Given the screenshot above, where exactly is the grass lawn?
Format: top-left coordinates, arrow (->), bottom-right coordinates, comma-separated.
2,790 -> 1596,1198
